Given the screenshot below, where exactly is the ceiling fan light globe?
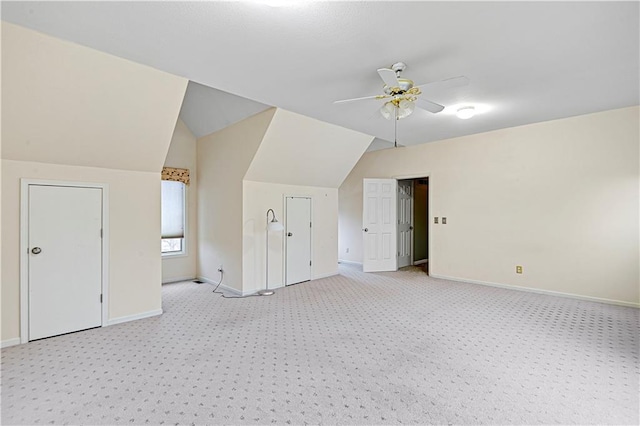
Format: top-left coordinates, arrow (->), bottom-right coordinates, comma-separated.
397,99 -> 415,119
380,102 -> 395,120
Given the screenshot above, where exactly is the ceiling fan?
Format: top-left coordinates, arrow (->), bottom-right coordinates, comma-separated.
335,62 -> 468,120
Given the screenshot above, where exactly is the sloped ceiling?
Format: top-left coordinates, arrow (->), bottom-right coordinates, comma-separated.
1,22 -> 187,172
245,109 -> 373,188
2,2 -> 638,149
179,81 -> 271,138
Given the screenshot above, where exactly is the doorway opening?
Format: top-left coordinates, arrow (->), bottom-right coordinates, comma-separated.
361,177 -> 430,274
398,177 -> 429,274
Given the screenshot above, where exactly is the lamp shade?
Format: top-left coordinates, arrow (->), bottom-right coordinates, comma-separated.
267,220 -> 284,231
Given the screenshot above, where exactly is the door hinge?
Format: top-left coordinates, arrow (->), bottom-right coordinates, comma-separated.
310,260 -> 312,266
100,294 -> 103,303
100,229 -> 103,238
310,222 -> 312,228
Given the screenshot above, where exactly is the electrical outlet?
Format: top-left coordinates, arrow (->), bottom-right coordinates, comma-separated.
346,248 -> 350,253
442,217 -> 447,225
516,265 -> 523,274
218,265 -> 223,272
434,217 -> 439,224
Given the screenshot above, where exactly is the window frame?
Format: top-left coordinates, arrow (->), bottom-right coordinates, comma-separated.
161,180 -> 187,258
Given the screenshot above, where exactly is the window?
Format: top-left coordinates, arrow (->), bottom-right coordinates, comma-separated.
161,180 -> 185,255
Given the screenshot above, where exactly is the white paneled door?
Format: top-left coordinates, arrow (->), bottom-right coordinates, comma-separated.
397,180 -> 413,268
362,178 -> 397,272
28,185 -> 103,340
285,197 -> 311,285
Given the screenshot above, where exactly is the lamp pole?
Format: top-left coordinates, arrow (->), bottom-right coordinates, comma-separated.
258,208 -> 281,296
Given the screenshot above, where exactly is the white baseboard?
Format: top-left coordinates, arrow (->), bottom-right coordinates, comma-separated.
429,274 -> 640,308
198,276 -> 245,295
1,338 -> 21,349
313,272 -> 338,280
105,309 -> 163,326
162,276 -> 196,284
338,259 -> 362,266
413,259 -> 428,266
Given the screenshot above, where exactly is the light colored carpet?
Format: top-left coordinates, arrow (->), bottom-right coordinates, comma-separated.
2,265 -> 638,425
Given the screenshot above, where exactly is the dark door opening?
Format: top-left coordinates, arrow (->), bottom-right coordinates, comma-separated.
413,178 -> 429,274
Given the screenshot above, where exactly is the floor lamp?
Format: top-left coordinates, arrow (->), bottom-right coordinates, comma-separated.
258,208 -> 284,296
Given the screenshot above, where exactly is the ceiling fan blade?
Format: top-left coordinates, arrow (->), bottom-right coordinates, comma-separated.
416,98 -> 445,113
377,68 -> 399,87
334,94 -> 389,104
415,75 -> 469,91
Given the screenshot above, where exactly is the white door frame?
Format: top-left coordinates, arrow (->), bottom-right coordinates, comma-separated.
397,179 -> 414,268
362,178 -> 398,272
393,173 -> 431,271
20,179 -> 110,344
283,195 -> 312,285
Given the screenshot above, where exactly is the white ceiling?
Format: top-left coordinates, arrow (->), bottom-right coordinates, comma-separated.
3,1 -> 638,148
180,81 -> 271,138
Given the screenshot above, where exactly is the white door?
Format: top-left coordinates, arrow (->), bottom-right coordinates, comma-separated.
28,185 -> 103,340
285,197 -> 311,285
362,178 -> 397,272
397,180 -> 413,268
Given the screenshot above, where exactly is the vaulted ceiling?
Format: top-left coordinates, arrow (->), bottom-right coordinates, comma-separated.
3,1 -> 638,148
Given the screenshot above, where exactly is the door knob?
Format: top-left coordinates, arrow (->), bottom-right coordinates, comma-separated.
31,247 -> 42,255
362,228 -> 368,232
287,232 -> 293,237
409,226 -> 414,230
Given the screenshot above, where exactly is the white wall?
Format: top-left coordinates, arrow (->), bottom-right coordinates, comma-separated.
339,106 -> 639,306
242,180 -> 338,294
2,160 -> 163,341
197,109 -> 276,292
1,22 -> 187,343
245,109 -> 373,187
162,119 -> 197,283
2,22 -> 187,173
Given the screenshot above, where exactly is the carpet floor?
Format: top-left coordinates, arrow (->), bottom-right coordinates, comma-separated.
2,265 -> 638,425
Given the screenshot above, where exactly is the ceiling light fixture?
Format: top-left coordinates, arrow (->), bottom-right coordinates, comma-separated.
380,97 -> 416,120
263,0 -> 301,7
456,106 -> 476,119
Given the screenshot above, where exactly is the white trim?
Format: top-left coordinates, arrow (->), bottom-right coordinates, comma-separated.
161,250 -> 188,259
312,272 -> 338,280
284,195 -> 313,286
197,276 -> 246,296
1,338 -> 21,349
429,274 -> 640,309
20,179 -> 110,344
162,276 -> 197,284
105,309 -> 163,326
161,180 -> 187,257
338,259 -> 363,266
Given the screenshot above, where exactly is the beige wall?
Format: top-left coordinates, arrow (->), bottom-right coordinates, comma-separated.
1,160 -> 163,341
245,109 -> 373,187
162,119 -> 197,283
1,22 -> 187,172
1,22 -> 187,343
243,180 -> 338,294
197,109 -> 276,291
340,106 -> 639,306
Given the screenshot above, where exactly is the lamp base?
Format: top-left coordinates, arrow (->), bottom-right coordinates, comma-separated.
257,289 -> 275,296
